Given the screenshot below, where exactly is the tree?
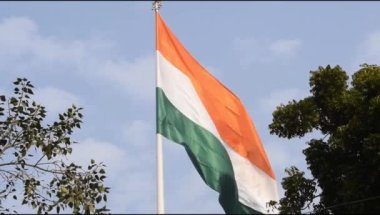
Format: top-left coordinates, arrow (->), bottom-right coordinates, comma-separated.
0,78 -> 109,214
268,64 -> 380,213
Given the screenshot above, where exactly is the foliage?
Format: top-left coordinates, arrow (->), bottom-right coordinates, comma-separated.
268,64 -> 380,213
0,78 -> 109,214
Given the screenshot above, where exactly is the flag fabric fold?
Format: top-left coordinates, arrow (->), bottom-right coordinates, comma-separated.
156,12 -> 279,214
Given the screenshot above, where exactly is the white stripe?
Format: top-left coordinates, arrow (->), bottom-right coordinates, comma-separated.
157,51 -> 279,213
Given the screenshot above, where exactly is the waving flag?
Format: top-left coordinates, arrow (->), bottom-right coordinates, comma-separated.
156,12 -> 279,214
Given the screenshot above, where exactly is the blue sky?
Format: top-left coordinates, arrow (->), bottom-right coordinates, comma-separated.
0,1 -> 379,213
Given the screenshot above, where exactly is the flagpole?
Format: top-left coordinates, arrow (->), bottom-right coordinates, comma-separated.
153,1 -> 164,214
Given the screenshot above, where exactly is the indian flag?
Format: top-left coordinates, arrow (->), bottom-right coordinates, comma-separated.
156,12 -> 279,214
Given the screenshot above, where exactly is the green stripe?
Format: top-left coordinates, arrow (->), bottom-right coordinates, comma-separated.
156,87 -> 260,214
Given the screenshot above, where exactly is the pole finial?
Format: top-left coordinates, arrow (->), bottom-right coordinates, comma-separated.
152,1 -> 162,12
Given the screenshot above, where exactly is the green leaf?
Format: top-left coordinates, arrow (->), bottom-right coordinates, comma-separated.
0,78 -> 112,214
10,97 -> 18,105
96,195 -> 102,203
270,64 -> 380,213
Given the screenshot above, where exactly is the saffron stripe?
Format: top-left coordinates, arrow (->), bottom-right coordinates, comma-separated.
156,13 -> 275,179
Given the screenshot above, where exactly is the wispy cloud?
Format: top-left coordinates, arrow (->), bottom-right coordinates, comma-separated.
68,136 -> 156,213
353,30 -> 380,70
269,39 -> 302,58
0,17 -> 154,102
258,88 -> 308,115
0,17 -> 89,73
233,37 -> 302,68
34,87 -> 82,118
0,88 -> 6,96
95,55 -> 155,102
69,138 -> 126,171
122,120 -> 153,148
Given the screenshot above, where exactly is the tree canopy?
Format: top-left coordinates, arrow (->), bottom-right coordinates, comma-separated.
0,78 -> 109,214
268,64 -> 380,213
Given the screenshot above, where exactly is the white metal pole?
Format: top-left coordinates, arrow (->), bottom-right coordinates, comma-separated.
153,1 -> 164,214
156,133 -> 165,214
